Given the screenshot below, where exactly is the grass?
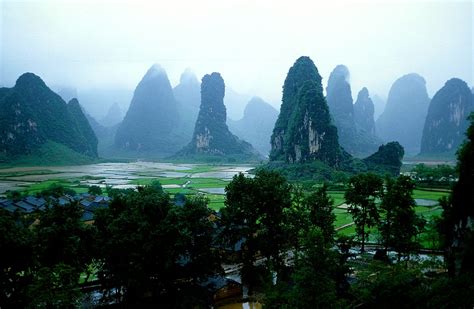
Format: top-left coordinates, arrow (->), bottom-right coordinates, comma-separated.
10,177 -> 91,195
186,178 -> 229,189
179,165 -> 219,174
207,194 -> 226,211
413,189 -> 450,201
130,177 -> 186,186
1,140 -> 97,167
328,191 -> 345,206
335,209 -> 353,227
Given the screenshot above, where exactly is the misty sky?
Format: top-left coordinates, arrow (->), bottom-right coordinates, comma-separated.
1,0 -> 472,118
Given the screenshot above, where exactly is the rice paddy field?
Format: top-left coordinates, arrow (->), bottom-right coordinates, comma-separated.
0,162 -> 253,211
0,161 -> 451,248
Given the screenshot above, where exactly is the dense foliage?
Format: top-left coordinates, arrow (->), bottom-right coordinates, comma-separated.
379,176 -> 425,258
95,186 -> 221,305
0,184 -> 223,307
420,78 -> 474,156
363,141 -> 404,176
411,163 -> 457,187
345,173 -> 383,252
439,113 -> 474,275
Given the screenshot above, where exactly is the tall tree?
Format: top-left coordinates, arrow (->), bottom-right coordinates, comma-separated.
255,170 -> 293,274
305,184 -> 336,245
94,185 -> 175,303
221,170 -> 293,292
30,202 -> 95,307
439,113 -> 474,275
95,184 -> 221,306
0,210 -> 33,307
288,227 -> 339,308
379,176 -> 425,259
345,173 -> 383,252
220,173 -> 260,291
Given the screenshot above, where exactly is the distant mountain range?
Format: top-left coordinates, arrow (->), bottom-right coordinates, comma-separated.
228,97 -> 279,157
376,73 -> 430,155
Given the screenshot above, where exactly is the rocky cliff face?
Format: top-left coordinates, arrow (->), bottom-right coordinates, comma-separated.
269,56 -> 344,166
354,87 -> 376,136
114,64 -> 182,156
228,97 -> 279,156
0,73 -> 98,160
376,73 -> 430,154
420,78 -> 474,155
176,72 -> 258,159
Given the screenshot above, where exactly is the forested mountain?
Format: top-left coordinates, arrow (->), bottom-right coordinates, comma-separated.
420,78 -> 474,156
0,73 -> 98,163
228,97 -> 278,156
266,56 -> 405,178
175,72 -> 258,160
270,57 -> 345,166
376,73 -> 430,154
114,64 -> 186,157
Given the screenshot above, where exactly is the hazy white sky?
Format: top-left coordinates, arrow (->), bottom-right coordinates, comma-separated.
1,0 -> 472,112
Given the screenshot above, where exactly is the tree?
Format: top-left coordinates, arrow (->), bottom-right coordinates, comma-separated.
95,183 -> 220,306
94,185 -> 175,303
344,173 -> 383,252
220,173 -> 260,291
220,170 -> 293,293
255,170 -> 293,274
30,202 -> 96,307
379,176 -> 425,260
352,262 -> 427,308
165,195 -> 223,305
439,113 -> 474,276
265,227 -> 345,308
0,209 -> 32,307
88,185 -> 102,195
305,184 -> 336,245
289,227 -> 339,308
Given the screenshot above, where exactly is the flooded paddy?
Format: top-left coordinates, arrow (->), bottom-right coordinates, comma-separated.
0,162 -> 254,209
